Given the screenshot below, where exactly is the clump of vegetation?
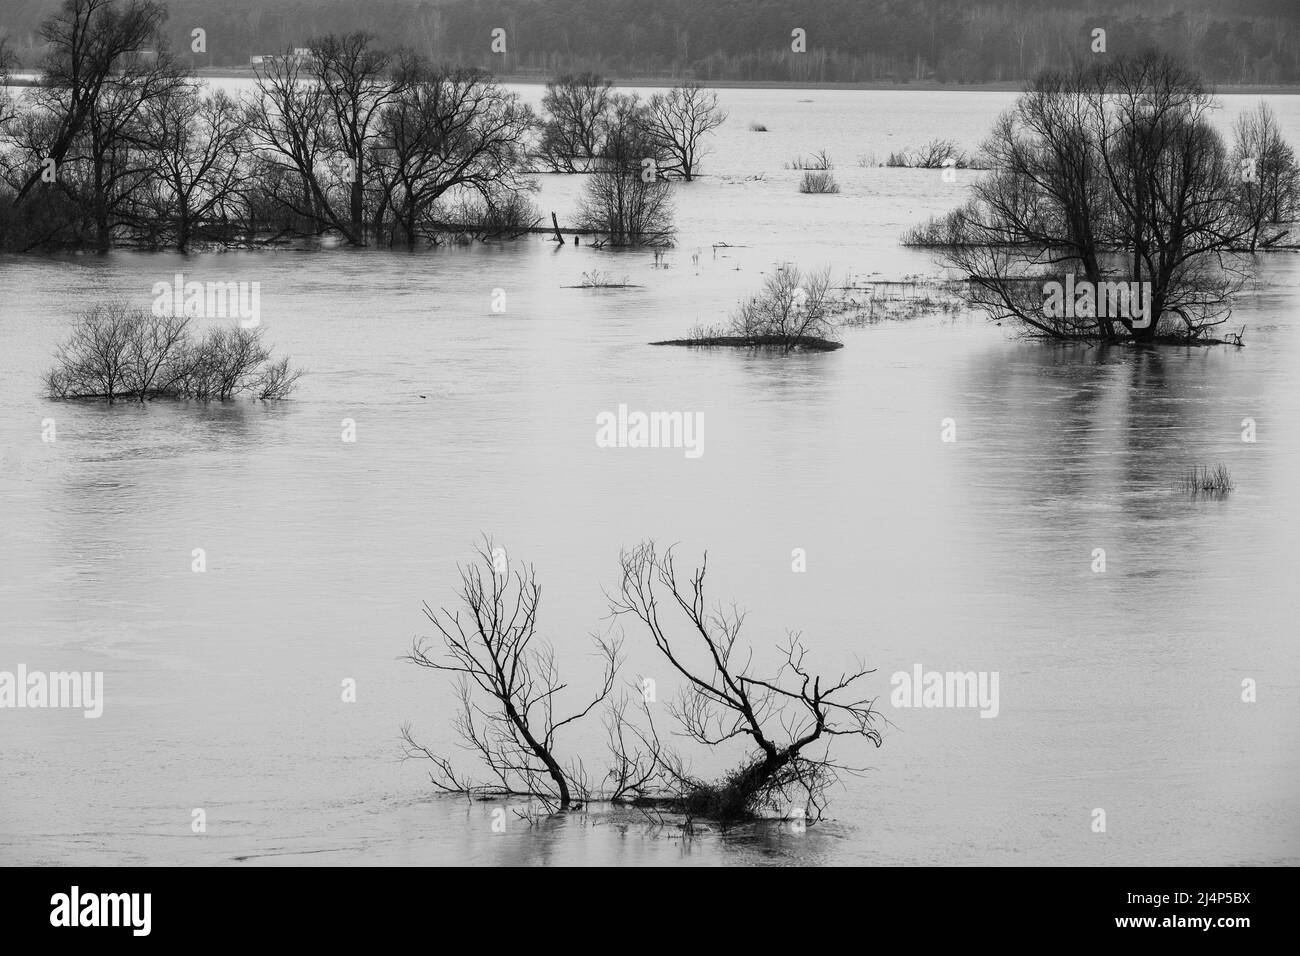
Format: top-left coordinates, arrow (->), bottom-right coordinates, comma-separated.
658,265 -> 930,351
884,138 -> 985,169
834,275 -> 972,326
1179,463 -> 1234,497
730,264 -> 838,348
799,171 -> 840,194
45,303 -> 301,403
402,541 -> 885,825
573,270 -> 637,288
748,121 -> 769,132
785,150 -> 833,170
900,203 -> 978,247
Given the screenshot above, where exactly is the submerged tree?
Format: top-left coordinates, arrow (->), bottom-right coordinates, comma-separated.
923,51 -> 1290,344
10,0 -> 167,207
310,32 -> 402,242
537,72 -> 614,173
45,303 -> 300,402
1,12 -> 543,251
370,62 -> 536,248
1,0 -> 173,249
1230,102 -> 1300,253
644,83 -> 727,181
246,45 -> 358,242
140,85 -> 247,251
0,38 -> 16,130
403,543 -> 619,811
575,94 -> 674,246
403,542 -> 886,823
610,542 -> 884,821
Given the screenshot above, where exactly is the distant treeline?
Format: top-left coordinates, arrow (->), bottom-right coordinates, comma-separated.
5,0 -> 1300,85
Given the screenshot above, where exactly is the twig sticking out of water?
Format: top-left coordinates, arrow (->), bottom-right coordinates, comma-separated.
1178,463 -> 1235,497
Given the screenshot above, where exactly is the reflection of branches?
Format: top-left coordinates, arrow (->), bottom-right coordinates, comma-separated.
402,540 -> 618,811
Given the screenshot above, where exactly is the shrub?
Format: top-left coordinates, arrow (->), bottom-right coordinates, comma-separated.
46,303 -> 301,402
885,139 -> 969,168
731,264 -> 839,349
799,171 -> 840,194
577,270 -> 633,288
786,149 -> 833,170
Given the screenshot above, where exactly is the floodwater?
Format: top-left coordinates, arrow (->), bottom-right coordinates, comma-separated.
1,87 -> 1298,865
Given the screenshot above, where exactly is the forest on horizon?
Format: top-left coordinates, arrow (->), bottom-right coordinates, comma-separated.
3,0 -> 1300,85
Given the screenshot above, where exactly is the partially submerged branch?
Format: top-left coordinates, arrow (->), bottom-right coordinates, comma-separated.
609,542 -> 884,822
403,540 -> 618,811
403,540 -> 886,825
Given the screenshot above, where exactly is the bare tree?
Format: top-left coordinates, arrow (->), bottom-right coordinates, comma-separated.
77,42 -> 189,249
142,86 -> 247,251
538,72 -> 614,173
370,62 -> 535,247
197,326 -> 276,401
0,38 -> 16,130
47,305 -> 299,401
644,83 -> 727,181
403,542 -> 619,811
886,138 -> 962,168
255,356 -> 302,400
310,33 -> 402,242
12,0 -> 166,205
124,309 -> 190,398
45,302 -> 134,402
246,49 -> 347,240
610,542 -> 884,822
576,94 -> 674,246
933,51 -> 1257,344
1231,102 -> 1300,252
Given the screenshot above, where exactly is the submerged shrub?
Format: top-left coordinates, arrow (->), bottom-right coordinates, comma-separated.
1179,463 -> 1234,496
799,171 -> 839,194
786,150 -> 833,170
730,263 -> 839,349
46,303 -> 301,403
